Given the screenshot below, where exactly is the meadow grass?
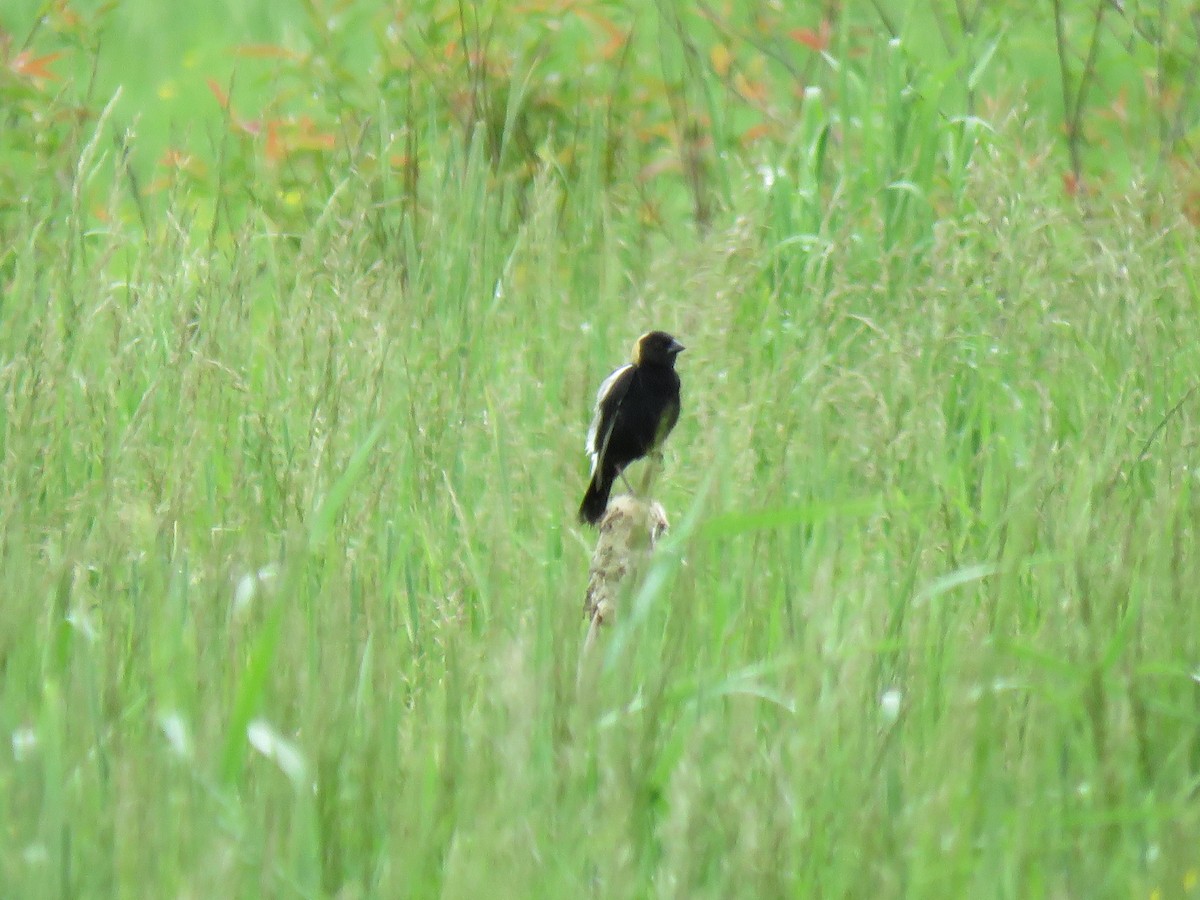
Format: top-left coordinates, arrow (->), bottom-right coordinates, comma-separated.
4,2 -> 1200,898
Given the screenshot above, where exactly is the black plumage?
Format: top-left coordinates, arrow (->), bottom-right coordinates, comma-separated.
579,331 -> 685,525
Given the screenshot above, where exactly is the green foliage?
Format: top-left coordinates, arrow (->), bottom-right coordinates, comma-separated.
5,0 -> 1197,237
3,0 -> 1200,896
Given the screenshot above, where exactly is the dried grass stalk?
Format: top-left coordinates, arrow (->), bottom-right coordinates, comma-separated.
579,494 -> 669,670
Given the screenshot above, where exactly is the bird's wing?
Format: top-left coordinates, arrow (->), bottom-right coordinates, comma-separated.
585,364 -> 634,470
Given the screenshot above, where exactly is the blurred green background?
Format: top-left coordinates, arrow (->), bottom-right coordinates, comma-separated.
6,0 -> 1198,225
4,2 -> 1200,897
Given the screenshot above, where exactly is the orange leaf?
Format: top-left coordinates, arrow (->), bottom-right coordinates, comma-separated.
10,51 -> 63,81
1097,86 -> 1128,124
1062,171 -> 1080,197
639,156 -> 681,181
789,21 -> 831,52
234,44 -> 301,60
733,72 -> 768,104
206,78 -> 230,109
576,7 -> 628,59
51,0 -> 82,29
264,117 -> 336,162
740,122 -> 775,145
710,44 -> 732,78
1184,189 -> 1200,226
292,116 -> 335,151
159,148 -> 206,176
265,121 -> 283,161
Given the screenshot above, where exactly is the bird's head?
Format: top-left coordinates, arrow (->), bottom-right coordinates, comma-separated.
633,331 -> 686,367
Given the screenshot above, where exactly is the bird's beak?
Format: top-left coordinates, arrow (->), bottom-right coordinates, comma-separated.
670,339 -> 686,354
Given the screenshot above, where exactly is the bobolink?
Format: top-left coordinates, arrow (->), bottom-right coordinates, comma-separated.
579,330 -> 685,525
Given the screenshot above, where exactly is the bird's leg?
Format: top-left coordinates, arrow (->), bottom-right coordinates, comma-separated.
639,451 -> 662,496
618,469 -> 635,494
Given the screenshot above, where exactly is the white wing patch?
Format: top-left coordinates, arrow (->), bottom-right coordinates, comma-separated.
585,364 -> 632,475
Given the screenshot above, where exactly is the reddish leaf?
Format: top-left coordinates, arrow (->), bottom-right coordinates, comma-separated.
733,72 -> 768,104
639,156 -> 681,182
234,44 -> 301,60
1184,190 -> 1200,226
740,122 -> 775,145
10,51 -> 63,81
206,78 -> 230,109
710,43 -> 732,78
265,117 -> 336,162
159,148 -> 205,176
789,21 -> 831,52
265,122 -> 284,162
577,7 -> 628,59
51,0 -> 82,29
1097,86 -> 1128,124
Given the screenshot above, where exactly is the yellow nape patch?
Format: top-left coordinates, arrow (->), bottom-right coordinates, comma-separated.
631,331 -> 652,365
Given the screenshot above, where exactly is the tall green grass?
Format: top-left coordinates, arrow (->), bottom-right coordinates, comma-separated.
3,1 -> 1200,897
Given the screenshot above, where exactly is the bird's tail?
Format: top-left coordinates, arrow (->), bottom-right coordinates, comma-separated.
579,472 -> 613,525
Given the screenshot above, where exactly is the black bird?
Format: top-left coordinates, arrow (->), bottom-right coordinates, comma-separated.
579,330 -> 685,525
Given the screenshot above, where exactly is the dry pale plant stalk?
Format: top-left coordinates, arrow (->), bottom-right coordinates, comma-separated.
579,494 -> 670,675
